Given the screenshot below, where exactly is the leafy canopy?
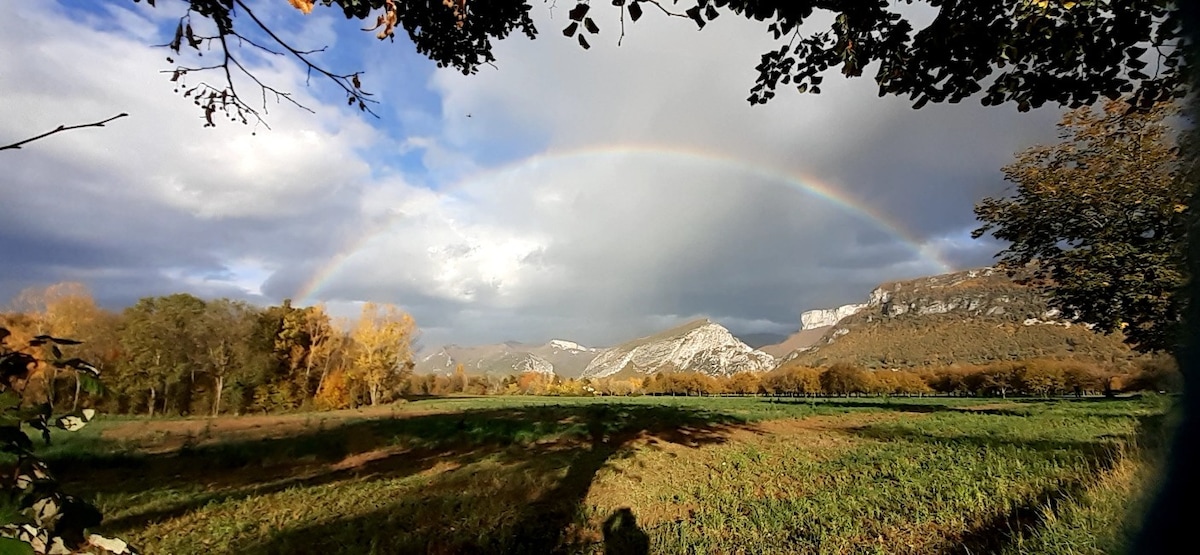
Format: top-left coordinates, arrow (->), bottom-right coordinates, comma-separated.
137,0 -> 1188,126
974,100 -> 1190,352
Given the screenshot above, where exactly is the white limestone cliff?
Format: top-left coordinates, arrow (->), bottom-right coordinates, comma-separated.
800,304 -> 867,330
548,339 -> 595,352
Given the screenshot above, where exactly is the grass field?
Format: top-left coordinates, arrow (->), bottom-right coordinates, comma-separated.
35,395 -> 1172,554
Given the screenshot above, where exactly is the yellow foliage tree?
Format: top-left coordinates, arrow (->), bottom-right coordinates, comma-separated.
726,372 -> 761,395
349,303 -> 417,406
315,368 -> 352,410
10,282 -> 105,409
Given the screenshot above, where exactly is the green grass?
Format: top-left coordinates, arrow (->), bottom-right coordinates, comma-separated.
29,395 -> 1169,554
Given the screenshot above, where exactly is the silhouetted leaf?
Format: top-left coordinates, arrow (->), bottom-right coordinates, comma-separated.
628,1 -> 642,22
579,33 -> 591,49
563,21 -> 578,37
0,426 -> 33,453
568,3 -> 589,21
585,17 -> 599,34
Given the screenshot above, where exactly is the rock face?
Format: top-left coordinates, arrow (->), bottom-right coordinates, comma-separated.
862,268 -> 1054,320
800,304 -> 867,330
581,319 -> 775,379
513,355 -> 555,376
548,339 -> 595,353
786,267 -> 1134,368
416,339 -> 599,378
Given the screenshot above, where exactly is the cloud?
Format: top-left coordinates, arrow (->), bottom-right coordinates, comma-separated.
0,0 -> 374,305
4,1 -> 1059,348
274,150 -> 947,346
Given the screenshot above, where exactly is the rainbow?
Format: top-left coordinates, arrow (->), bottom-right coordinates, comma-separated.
294,144 -> 953,304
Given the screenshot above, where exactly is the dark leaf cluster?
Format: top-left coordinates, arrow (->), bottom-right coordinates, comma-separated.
1,329 -> 136,554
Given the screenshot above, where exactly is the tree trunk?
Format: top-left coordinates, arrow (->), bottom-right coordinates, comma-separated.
72,372 -> 81,411
369,383 -> 379,406
316,365 -> 330,396
45,367 -> 57,409
213,375 -> 224,417
148,386 -> 156,417
305,353 -> 316,396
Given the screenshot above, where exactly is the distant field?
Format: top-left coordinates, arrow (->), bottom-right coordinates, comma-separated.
39,395 -> 1171,554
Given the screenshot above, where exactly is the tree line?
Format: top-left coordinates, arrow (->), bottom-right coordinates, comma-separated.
1,283 -> 416,416
456,357 -> 1181,399
3,282 -> 1183,417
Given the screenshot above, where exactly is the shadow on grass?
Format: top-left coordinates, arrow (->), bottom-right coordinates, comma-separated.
57,403 -> 749,554
844,411 -> 1169,554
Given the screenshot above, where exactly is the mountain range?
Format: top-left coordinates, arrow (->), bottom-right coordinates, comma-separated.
416,339 -> 598,378
416,267 -> 1136,379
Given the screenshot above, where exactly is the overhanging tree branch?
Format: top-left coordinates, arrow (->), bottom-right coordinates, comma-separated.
0,113 -> 128,152
230,0 -> 377,116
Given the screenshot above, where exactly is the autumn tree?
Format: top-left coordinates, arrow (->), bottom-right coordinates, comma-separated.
760,365 -> 821,397
725,372 -> 761,396
300,304 -> 337,397
975,100 -> 1190,352
6,283 -> 118,410
452,363 -> 468,394
515,370 -> 549,395
1015,359 -> 1067,397
966,363 -> 1019,398
891,370 -> 932,396
349,302 -> 417,406
820,363 -> 870,396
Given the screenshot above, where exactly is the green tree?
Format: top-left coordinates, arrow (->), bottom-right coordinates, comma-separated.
117,294 -> 206,416
974,100 -> 1190,352
198,299 -> 268,416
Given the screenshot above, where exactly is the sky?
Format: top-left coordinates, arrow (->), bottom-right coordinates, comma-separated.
0,0 -> 1064,349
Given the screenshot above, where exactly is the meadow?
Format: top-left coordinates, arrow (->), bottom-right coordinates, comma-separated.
36,395 -> 1172,554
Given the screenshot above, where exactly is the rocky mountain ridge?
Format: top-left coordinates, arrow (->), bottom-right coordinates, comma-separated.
800,304 -> 866,330
787,267 -> 1133,368
580,319 -> 775,379
416,339 -> 599,378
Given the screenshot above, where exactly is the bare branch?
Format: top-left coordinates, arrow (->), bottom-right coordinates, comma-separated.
157,1 -> 378,129
618,4 -> 626,46
229,31 -> 286,56
0,113 -> 128,152
231,0 -> 378,117
642,0 -> 689,19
